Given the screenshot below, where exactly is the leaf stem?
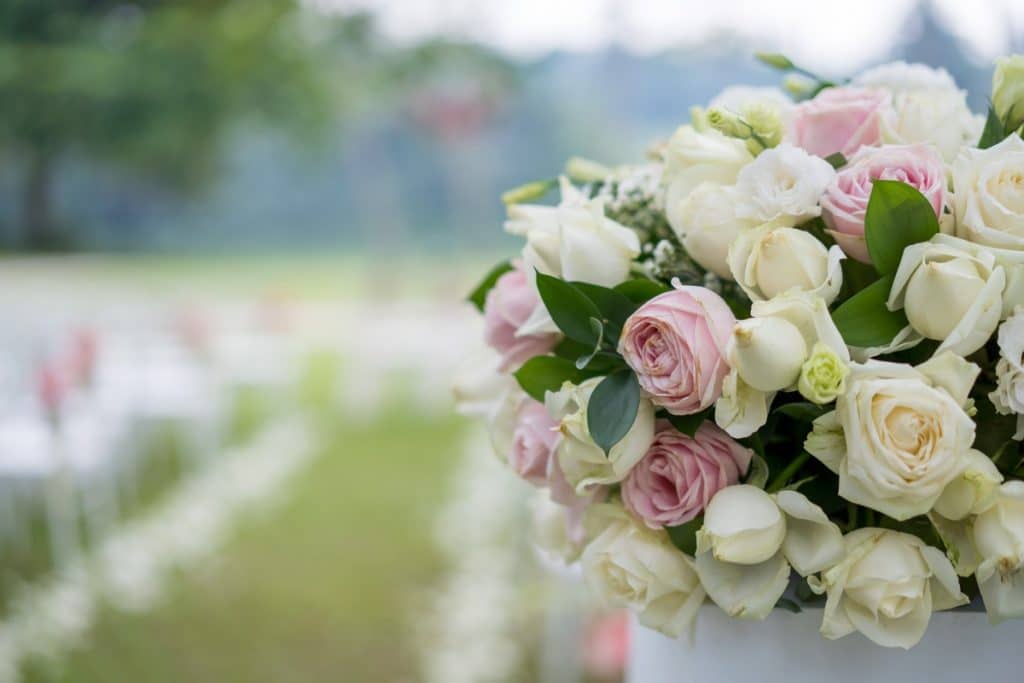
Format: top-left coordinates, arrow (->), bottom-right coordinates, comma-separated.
766,451 -> 811,493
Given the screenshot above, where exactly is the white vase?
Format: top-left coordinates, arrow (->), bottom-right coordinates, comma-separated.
628,605 -> 1024,683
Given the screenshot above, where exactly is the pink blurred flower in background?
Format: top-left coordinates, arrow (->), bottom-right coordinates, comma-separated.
509,399 -> 560,486
583,610 -> 631,681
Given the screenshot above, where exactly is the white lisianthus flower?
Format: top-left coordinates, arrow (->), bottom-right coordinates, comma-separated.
799,342 -> 851,405
733,144 -> 836,225
668,182 -> 756,279
854,61 -> 981,162
709,86 -> 794,122
505,177 -> 641,335
662,125 -> 753,208
582,504 -> 705,638
949,134 -> 1024,253
992,55 -> 1024,130
804,354 -> 979,520
546,379 -> 655,492
991,308 -> 1024,440
728,225 -> 844,303
808,528 -> 968,649
888,234 -> 1008,357
694,486 -> 843,620
933,449 -> 1003,521
972,481 -> 1024,622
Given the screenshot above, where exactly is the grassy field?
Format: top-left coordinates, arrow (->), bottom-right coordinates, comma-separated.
22,409 -> 470,683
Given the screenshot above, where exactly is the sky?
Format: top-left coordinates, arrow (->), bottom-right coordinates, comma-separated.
310,0 -> 1024,73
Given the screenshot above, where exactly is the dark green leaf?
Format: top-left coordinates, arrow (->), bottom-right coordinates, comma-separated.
614,278 -> 671,304
535,272 -> 604,345
773,402 -> 828,422
554,337 -> 590,360
666,410 -> 708,437
979,105 -> 1008,149
570,281 -> 639,331
795,579 -> 825,604
514,356 -> 589,402
775,598 -> 802,614
831,275 -> 909,348
824,152 -> 847,169
587,370 -> 641,455
864,180 -> 940,275
466,260 -> 513,312
666,516 -> 702,556
745,454 -> 770,489
575,318 -> 605,370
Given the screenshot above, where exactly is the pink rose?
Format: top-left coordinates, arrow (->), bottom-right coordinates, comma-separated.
820,144 -> 946,263
618,286 -> 735,415
622,421 -> 751,528
788,87 -> 891,158
483,267 -> 559,371
510,399 -> 560,486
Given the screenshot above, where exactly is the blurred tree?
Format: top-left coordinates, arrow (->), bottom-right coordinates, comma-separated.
0,0 -> 337,249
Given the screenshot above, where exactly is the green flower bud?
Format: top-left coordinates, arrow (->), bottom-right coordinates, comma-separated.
782,74 -> 814,98
755,52 -> 795,70
706,107 -> 746,139
992,55 -> 1024,130
798,342 -> 849,405
564,156 -> 611,183
501,178 -> 557,205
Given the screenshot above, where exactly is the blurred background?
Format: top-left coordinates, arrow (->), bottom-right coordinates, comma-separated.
0,0 -> 1022,681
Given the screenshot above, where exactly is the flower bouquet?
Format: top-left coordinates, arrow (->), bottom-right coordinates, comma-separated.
455,54 -> 1024,652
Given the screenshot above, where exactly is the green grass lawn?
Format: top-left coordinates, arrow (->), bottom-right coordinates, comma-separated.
21,410 -> 469,683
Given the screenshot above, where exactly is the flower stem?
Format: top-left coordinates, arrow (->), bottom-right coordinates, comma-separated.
766,451 -> 811,493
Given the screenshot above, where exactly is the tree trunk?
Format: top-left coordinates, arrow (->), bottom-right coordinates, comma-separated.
22,149 -> 57,250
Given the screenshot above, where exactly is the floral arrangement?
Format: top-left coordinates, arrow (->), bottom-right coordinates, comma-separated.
455,54 -> 1024,649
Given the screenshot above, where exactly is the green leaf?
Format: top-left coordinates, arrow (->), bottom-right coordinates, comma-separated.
794,579 -> 825,604
831,275 -> 908,348
466,260 -> 513,312
824,152 -> 847,169
745,453 -> 770,489
775,598 -> 802,614
571,281 -> 639,332
666,411 -> 708,437
535,272 -> 604,345
978,105 -> 1008,149
587,370 -> 641,455
864,180 -> 940,275
514,356 -> 589,402
614,278 -> 671,304
575,318 -> 605,370
773,402 -> 828,422
666,516 -> 702,556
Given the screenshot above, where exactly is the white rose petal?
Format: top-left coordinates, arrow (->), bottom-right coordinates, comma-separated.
775,489 -> 845,575
669,182 -> 755,279
729,226 -> 844,303
933,449 -> 1003,521
697,485 -> 786,565
729,316 -> 808,392
951,134 -> 1024,253
973,482 -> 1024,622
695,549 -> 790,621
662,125 -> 753,208
714,369 -> 774,439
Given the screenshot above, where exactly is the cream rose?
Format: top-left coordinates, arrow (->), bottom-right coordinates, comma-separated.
992,55 -> 1024,131
804,354 -> 979,520
973,481 -> 1024,622
694,486 -> 843,620
582,504 -> 706,638
888,234 -> 1009,356
505,178 -> 641,335
546,378 -> 655,492
727,225 -> 844,304
991,308 -> 1024,440
933,449 -> 1003,521
854,61 -> 981,162
668,182 -> 756,279
808,528 -> 968,648
950,134 -> 1024,253
662,125 -> 753,211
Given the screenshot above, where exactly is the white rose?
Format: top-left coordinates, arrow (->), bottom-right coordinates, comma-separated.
973,481 -> 1024,622
662,125 -> 753,208
808,528 -> 968,649
714,369 -> 774,440
991,308 -> 1024,440
695,486 -> 843,620
668,182 -> 756,279
728,225 -> 844,303
546,378 -> 655,492
889,234 -> 1008,356
452,346 -> 525,458
933,449 -> 1003,521
505,177 -> 641,335
950,134 -> 1024,253
733,144 -> 836,225
805,354 -> 979,520
728,316 -> 807,392
582,504 -> 705,638
855,61 -> 981,162
992,55 -> 1024,130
